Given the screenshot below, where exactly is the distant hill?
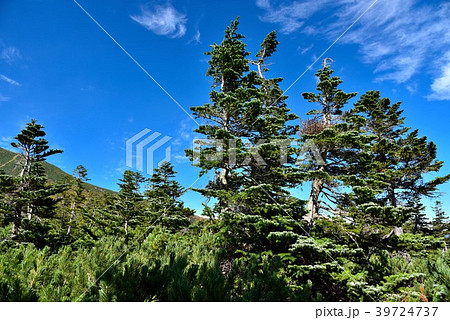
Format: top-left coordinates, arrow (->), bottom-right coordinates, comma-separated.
0,147 -> 112,195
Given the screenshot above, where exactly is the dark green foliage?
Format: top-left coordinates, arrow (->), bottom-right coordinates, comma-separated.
0,120 -> 65,247
55,165 -> 91,241
230,251 -> 294,301
340,91 -> 450,250
0,227 -> 229,302
299,66 -> 358,224
144,162 -> 193,232
431,201 -> 449,245
187,18 -> 306,258
97,170 -> 146,239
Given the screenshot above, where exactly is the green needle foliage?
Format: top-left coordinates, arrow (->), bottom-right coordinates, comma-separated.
0,119 -> 65,247
299,65 -> 358,224
144,161 -> 194,232
187,19 -> 305,257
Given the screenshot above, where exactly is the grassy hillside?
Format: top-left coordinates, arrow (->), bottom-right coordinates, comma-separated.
0,147 -> 112,194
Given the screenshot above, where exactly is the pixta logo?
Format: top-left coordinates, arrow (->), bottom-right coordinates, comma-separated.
126,129 -> 172,175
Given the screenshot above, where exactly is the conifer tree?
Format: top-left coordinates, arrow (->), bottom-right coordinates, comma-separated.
299,65 -> 358,224
99,170 -> 146,239
144,162 -> 193,231
412,207 -> 430,234
0,170 -> 16,230
11,119 -> 63,178
230,29 -> 305,252
187,19 -> 305,253
0,119 -> 65,246
345,91 -> 450,242
431,201 -> 449,244
59,165 -> 90,237
186,17 -> 251,211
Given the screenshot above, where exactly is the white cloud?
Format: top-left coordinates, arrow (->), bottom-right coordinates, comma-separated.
188,30 -> 201,45
172,117 -> 202,152
256,0 -> 271,10
0,94 -> 10,102
256,0 -> 334,34
0,74 -> 21,86
326,0 -> 450,83
298,44 -> 314,55
131,3 -> 187,38
173,154 -> 190,164
0,46 -> 21,63
256,0 -> 450,91
406,82 -> 418,95
428,60 -> 450,101
0,137 -> 13,149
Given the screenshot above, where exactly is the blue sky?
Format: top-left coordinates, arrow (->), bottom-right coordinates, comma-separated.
0,0 -> 449,214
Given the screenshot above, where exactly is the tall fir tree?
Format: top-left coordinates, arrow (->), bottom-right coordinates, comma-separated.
411,207 -> 430,235
431,201 -> 449,244
229,29 -> 306,252
57,165 -> 90,239
299,64 -> 358,224
97,170 -> 146,240
0,119 -> 65,247
144,161 -> 193,231
344,91 -> 450,240
187,20 -> 305,253
186,17 -> 251,211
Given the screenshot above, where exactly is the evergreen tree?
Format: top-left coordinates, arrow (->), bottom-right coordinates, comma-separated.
299,64 -> 358,224
187,19 -> 305,253
144,162 -> 193,231
0,170 -> 16,232
228,29 -> 305,252
186,17 -> 251,211
58,165 -> 90,238
0,120 -> 65,246
344,91 -> 450,246
99,170 -> 146,239
431,201 -> 449,244
412,207 -> 430,234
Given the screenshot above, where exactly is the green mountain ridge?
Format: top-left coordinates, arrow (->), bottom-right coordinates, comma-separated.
0,147 -> 112,195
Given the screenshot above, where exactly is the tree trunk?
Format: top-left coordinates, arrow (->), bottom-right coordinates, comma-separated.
19,149 -> 31,178
67,201 -> 76,235
304,93 -> 330,225
387,185 -> 397,207
305,177 -> 323,224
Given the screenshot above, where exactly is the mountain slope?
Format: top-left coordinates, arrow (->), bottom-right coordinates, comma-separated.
0,147 -> 112,194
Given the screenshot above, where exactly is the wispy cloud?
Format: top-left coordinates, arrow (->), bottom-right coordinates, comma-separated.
188,29 -> 201,45
298,44 -> 314,55
256,0 -> 271,10
0,136 -> 12,150
327,0 -> 450,84
0,46 -> 21,63
131,3 -> 187,38
256,0 -> 333,34
173,117 -> 197,146
173,153 -> 190,164
0,74 -> 21,86
256,0 -> 450,98
428,60 -> 450,101
0,94 -> 10,102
